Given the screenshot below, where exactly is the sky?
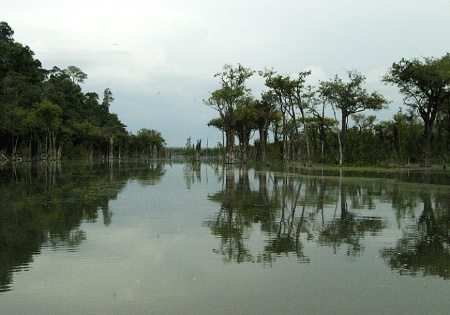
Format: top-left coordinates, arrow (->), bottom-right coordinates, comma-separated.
2,0 -> 450,147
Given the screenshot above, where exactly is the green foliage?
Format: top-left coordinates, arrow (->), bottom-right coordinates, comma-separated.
319,70 -> 388,165
383,54 -> 450,166
204,64 -> 255,164
207,117 -> 224,131
2,21 -> 449,166
0,21 -> 165,160
63,66 -> 87,84
30,100 -> 63,131
134,128 -> 166,157
204,62 -> 449,166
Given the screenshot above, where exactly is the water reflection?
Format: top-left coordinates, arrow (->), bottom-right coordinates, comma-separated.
1,160 -> 449,301
203,165 -> 449,278
381,189 -> 450,278
0,160 -> 166,293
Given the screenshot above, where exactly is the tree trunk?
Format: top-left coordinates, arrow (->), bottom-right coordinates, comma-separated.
257,125 -> 267,163
337,131 -> 343,166
11,136 -> 18,158
225,126 -> 236,164
108,136 -> 114,159
420,122 -> 432,167
28,134 -> 32,161
57,139 -> 63,160
282,109 -> 288,164
340,110 -> 347,165
240,131 -> 249,163
195,139 -> 202,161
331,104 -> 343,165
300,108 -> 312,167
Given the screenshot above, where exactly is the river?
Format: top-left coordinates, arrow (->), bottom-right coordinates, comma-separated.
1,160 -> 449,314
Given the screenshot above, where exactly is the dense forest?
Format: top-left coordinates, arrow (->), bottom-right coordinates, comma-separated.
205,57 -> 450,167
0,22 -> 166,161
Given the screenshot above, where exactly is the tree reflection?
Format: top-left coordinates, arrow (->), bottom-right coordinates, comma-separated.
263,176 -> 309,263
0,160 -> 166,292
205,167 -> 391,265
381,189 -> 450,279
205,166 -> 253,263
183,162 -> 202,190
318,174 -> 388,256
45,229 -> 87,250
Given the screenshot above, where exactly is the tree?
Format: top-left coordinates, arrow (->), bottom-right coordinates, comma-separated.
0,22 -> 168,160
0,21 -> 14,43
28,100 -> 63,160
309,93 -> 340,164
63,66 -> 87,84
319,70 -> 388,165
205,64 -> 255,164
207,117 -> 225,149
102,113 -> 127,159
383,54 -> 450,167
43,66 -> 85,120
0,102 -> 27,158
0,41 -> 44,92
235,96 -> 258,163
254,91 -> 279,163
136,128 -> 165,158
102,88 -> 114,107
351,113 -> 376,163
260,69 -> 291,163
260,69 -> 313,165
288,74 -> 315,166
0,22 -> 44,106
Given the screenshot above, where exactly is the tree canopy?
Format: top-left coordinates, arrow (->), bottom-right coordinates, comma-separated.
204,63 -> 254,164
205,57 -> 448,166
0,21 -> 165,161
383,54 -> 450,166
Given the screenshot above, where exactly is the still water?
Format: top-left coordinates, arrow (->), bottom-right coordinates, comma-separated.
1,161 -> 449,314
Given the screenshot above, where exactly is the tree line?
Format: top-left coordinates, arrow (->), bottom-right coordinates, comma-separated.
205,55 -> 450,167
0,22 -> 166,161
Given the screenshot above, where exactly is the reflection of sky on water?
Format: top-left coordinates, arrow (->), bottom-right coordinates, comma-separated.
2,163 -> 450,314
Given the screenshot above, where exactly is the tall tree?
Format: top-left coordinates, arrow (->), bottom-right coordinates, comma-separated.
260,69 -> 291,163
352,113 -> 376,162
309,93 -> 339,164
0,21 -> 14,43
383,54 -> 450,167
319,70 -> 387,165
63,66 -> 87,84
288,73 -> 315,166
102,113 -> 127,159
0,22 -> 45,159
204,64 -> 254,164
235,96 -> 258,163
260,69 -> 313,164
0,22 -> 44,91
28,100 -> 63,160
136,128 -> 165,158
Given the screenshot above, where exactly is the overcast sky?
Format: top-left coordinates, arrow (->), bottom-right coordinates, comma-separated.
3,0 -> 450,147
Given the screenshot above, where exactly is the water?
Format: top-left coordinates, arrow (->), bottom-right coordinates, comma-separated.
0,161 -> 449,314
